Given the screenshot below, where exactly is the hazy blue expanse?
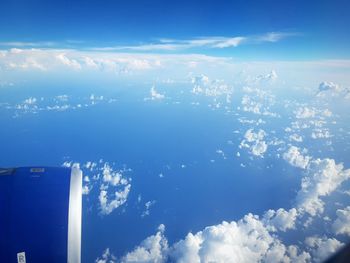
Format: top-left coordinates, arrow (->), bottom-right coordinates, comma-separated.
1,65 -> 350,262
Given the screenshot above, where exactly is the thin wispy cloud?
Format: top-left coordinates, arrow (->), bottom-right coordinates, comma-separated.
90,32 -> 297,52
0,32 -> 298,52
0,41 -> 56,47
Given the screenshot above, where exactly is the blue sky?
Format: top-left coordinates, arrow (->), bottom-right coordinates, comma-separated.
0,0 -> 349,59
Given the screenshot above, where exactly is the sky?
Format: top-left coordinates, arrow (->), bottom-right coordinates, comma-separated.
1,1 -> 350,262
0,0 -> 350,59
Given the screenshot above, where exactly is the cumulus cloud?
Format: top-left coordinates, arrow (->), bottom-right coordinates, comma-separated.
99,163 -> 131,215
95,248 -> 116,263
190,75 -> 232,102
174,215 -> 285,263
56,53 -> 82,70
121,224 -> 168,263
294,107 -> 317,119
255,70 -> 278,83
240,129 -> 268,157
317,81 -> 342,95
245,129 -> 265,142
289,133 -> 303,142
240,89 -> 277,117
141,200 -> 156,217
103,155 -> 347,263
316,81 -> 350,99
332,206 -> 350,236
129,214 -> 309,263
62,160 -> 133,216
251,141 -> 268,157
147,86 -> 165,100
311,128 -> 331,139
0,48 -> 203,74
263,208 -> 298,232
283,146 -> 311,169
191,74 -> 210,93
3,93 -> 114,117
296,158 -> 350,216
305,236 -> 344,263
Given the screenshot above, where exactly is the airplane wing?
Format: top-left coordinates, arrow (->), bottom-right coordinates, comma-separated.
0,166 -> 82,263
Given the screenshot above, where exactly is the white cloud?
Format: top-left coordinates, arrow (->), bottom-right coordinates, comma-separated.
332,206 -> 350,236
240,129 -> 268,157
256,32 -> 299,43
149,86 -> 165,100
311,128 -> 331,139
244,129 -> 266,142
141,200 -> 156,217
283,146 -> 311,169
24,97 -> 37,105
98,184 -> 131,215
7,57 -> 47,71
318,81 -> 342,93
102,164 -> 123,186
240,91 -> 277,117
121,224 -> 168,263
82,185 -> 91,195
83,56 -> 99,68
191,74 -> 209,92
56,53 -> 82,70
91,32 -> 294,52
305,236 -> 344,263
211,37 -> 246,48
190,75 -> 232,101
118,213 -> 313,263
170,214 -> 309,263
316,81 -> 350,99
289,133 -> 303,142
296,158 -> 350,216
294,107 -> 317,119
99,163 -> 131,215
263,208 -> 298,232
95,248 -> 116,263
251,141 -> 268,157
255,70 -> 278,83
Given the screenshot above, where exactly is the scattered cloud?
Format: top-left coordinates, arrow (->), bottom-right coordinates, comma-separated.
117,214 -> 310,263
56,53 -> 82,70
62,160 -> 132,215
332,206 -> 350,236
121,225 -> 168,263
255,70 -> 278,83
305,236 -> 344,263
240,86 -> 278,117
141,200 -> 156,218
99,163 -> 131,215
1,93 -> 114,118
316,81 -> 350,100
263,208 -> 298,232
283,146 -> 311,169
294,107 -> 317,119
296,158 -> 350,216
145,86 -> 165,101
311,128 -> 331,139
289,133 -> 303,142
95,248 -> 116,263
240,129 -> 268,157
